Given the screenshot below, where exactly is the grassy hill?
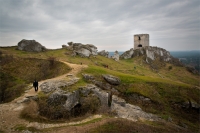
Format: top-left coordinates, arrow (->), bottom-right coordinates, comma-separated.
0,46 -> 199,132
0,47 -> 71,103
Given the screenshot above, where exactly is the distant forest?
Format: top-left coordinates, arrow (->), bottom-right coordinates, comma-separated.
170,50 -> 200,73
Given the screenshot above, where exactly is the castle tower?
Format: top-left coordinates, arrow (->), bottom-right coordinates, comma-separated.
134,34 -> 149,49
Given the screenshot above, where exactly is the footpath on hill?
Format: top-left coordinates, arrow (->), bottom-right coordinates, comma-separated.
0,61 -> 106,133
0,60 -> 186,133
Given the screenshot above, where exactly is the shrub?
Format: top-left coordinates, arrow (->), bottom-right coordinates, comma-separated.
0,71 -> 25,103
168,66 -> 172,70
48,56 -> 57,68
37,94 -> 70,120
36,94 -> 100,120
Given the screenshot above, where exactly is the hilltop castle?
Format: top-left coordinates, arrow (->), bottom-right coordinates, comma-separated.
134,34 -> 149,49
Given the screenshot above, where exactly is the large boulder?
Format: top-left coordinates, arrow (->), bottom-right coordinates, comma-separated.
17,39 -> 46,52
67,42 -> 98,57
102,74 -> 121,85
94,81 -> 112,90
98,50 -> 109,57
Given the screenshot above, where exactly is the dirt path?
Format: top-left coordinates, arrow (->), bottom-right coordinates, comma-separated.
0,61 -> 89,133
14,61 -> 87,102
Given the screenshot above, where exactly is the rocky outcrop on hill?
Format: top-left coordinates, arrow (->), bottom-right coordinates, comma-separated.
67,42 -> 97,57
17,39 -> 46,52
186,66 -> 199,75
98,50 -> 109,57
63,90 -> 80,111
112,50 -> 119,61
120,46 -> 171,61
102,74 -> 121,85
62,44 -> 67,48
120,48 -> 134,59
111,95 -> 158,121
40,78 -> 79,93
120,46 -> 182,66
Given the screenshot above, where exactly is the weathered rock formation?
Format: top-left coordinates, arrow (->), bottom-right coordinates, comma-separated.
120,46 -> 182,66
102,74 -> 121,85
120,48 -> 134,59
62,44 -> 67,48
98,50 -> 109,57
40,78 -> 79,93
63,90 -> 80,111
67,42 -> 97,57
17,39 -> 46,52
111,95 -> 158,121
112,50 -> 119,61
38,72 -> 159,122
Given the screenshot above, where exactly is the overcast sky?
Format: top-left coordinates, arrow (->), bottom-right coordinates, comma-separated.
0,0 -> 199,51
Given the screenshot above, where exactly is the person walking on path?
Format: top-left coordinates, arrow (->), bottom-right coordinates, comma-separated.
33,80 -> 39,92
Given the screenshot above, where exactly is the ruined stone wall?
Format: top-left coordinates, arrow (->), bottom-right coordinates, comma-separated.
134,34 -> 149,50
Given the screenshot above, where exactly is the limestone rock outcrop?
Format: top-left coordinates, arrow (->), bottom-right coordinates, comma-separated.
67,42 -> 97,57
111,95 -> 158,121
63,90 -> 80,111
112,50 -> 119,61
98,50 -> 109,57
62,44 -> 67,48
40,78 -> 79,93
91,86 -> 109,106
120,46 -> 182,66
17,39 -> 46,52
82,73 -> 95,81
94,81 -> 112,90
120,48 -> 134,59
47,90 -> 68,106
120,46 -> 172,60
102,74 -> 121,85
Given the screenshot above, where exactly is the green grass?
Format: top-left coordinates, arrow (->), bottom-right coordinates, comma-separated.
2,57 -> 71,83
83,65 -> 191,87
88,119 -> 189,133
13,124 -> 42,132
1,46 -> 200,131
72,117 -> 102,126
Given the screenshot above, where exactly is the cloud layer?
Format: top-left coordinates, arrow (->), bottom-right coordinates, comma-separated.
0,0 -> 199,51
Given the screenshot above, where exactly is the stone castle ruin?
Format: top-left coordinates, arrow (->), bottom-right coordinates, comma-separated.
134,34 -> 149,49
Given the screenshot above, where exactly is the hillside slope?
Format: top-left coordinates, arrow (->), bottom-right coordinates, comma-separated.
0,46 -> 199,132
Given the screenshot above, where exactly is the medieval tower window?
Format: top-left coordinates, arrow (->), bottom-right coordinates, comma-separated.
134,34 -> 149,50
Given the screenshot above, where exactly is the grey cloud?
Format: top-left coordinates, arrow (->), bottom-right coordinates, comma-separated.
0,0 -> 199,51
